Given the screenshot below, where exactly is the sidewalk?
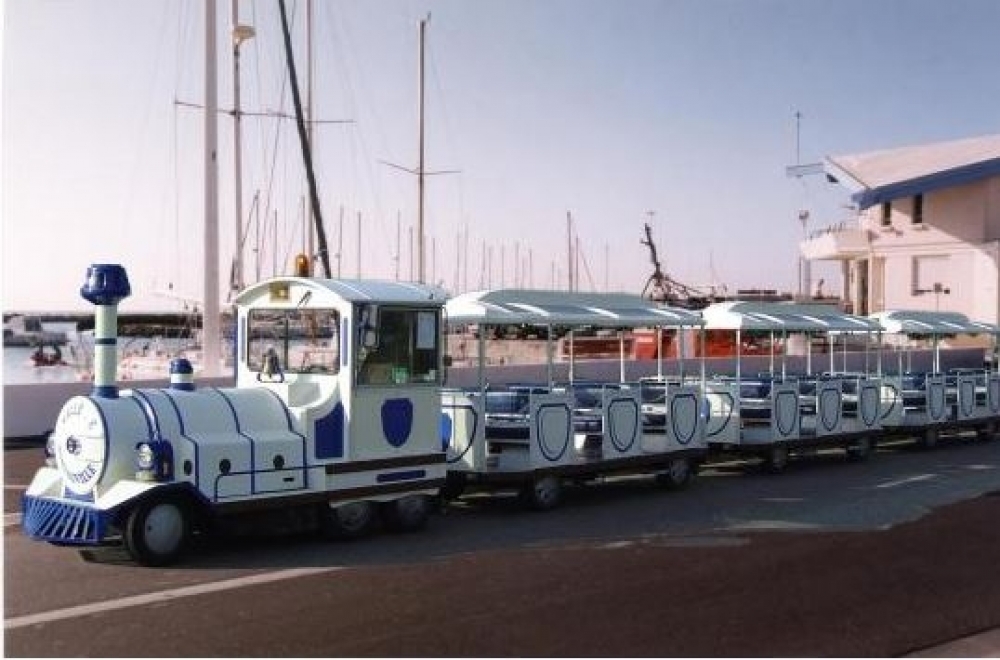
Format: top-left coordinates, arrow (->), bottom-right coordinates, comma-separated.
908,627 -> 1000,657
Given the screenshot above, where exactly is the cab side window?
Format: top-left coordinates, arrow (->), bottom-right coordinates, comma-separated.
357,308 -> 439,385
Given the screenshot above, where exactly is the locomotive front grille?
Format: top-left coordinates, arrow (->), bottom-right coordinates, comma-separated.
22,496 -> 109,545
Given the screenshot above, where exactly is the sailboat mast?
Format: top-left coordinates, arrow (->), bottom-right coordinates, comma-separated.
305,0 -> 315,275
417,15 -> 428,283
336,205 -> 344,278
395,211 -> 402,281
203,0 -> 222,376
566,211 -> 574,292
278,0 -> 332,278
231,2 -> 254,296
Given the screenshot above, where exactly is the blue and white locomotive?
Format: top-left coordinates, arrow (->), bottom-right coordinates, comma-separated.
23,264 -> 449,565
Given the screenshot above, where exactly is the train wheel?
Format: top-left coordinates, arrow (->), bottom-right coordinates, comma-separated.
763,444 -> 790,474
920,428 -> 939,449
381,495 -> 431,533
846,436 -> 874,462
519,475 -> 562,511
656,457 -> 693,490
976,421 -> 998,441
321,501 -> 375,540
124,497 -> 190,567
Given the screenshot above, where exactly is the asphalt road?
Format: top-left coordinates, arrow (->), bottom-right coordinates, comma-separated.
4,436 -> 1000,657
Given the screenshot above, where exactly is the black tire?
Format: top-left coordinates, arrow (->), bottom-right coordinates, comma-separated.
320,501 -> 375,540
763,444 -> 790,474
381,495 -> 431,533
518,475 -> 562,511
656,457 -> 693,490
123,497 -> 190,567
976,421 -> 998,441
846,436 -> 874,462
920,428 -> 939,449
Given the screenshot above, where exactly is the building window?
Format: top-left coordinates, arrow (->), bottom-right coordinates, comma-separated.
880,202 -> 891,227
912,194 -> 924,225
911,254 -> 948,296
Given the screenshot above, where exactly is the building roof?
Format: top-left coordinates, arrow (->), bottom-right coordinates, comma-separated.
825,134 -> 1000,209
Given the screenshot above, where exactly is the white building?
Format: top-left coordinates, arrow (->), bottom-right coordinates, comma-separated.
800,134 -> 1000,324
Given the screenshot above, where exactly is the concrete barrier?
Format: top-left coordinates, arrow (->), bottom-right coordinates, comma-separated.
3,377 -> 234,440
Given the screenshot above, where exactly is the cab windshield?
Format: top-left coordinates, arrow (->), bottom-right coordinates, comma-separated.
247,308 -> 340,375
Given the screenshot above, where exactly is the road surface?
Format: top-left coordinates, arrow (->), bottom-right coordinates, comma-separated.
5,436 -> 1000,656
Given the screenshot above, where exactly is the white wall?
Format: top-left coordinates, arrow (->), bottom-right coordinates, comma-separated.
859,174 -> 1000,324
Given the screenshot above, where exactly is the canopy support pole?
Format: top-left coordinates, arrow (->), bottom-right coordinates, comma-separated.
769,331 -> 775,375
619,329 -> 626,383
806,333 -> 813,375
568,329 -> 575,385
829,334 -> 835,374
699,327 -> 706,386
656,327 -> 663,380
477,328 -> 486,391
736,329 -> 742,383
679,327 -> 686,382
546,324 -> 554,388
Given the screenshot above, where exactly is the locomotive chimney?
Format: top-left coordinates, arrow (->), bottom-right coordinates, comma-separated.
169,357 -> 195,391
80,264 -> 131,398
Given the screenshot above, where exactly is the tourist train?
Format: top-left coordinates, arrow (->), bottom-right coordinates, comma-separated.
21,265 -> 1000,566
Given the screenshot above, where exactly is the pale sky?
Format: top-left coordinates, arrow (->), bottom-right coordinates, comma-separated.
3,0 -> 1000,312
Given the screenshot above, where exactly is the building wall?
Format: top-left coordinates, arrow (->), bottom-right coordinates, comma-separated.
987,177 -> 1000,240
850,174 -> 1000,324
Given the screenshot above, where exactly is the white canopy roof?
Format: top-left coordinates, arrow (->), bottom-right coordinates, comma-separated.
445,289 -> 704,328
870,310 -> 1000,336
234,277 -> 448,307
701,301 -> 879,333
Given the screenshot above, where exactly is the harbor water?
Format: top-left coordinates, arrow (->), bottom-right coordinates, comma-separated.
3,322 -> 191,385
3,323 -> 82,385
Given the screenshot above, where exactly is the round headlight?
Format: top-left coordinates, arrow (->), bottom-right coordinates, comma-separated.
136,443 -> 155,470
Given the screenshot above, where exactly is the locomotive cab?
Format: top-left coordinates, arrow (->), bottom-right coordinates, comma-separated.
22,266 -> 448,566
234,277 -> 448,497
